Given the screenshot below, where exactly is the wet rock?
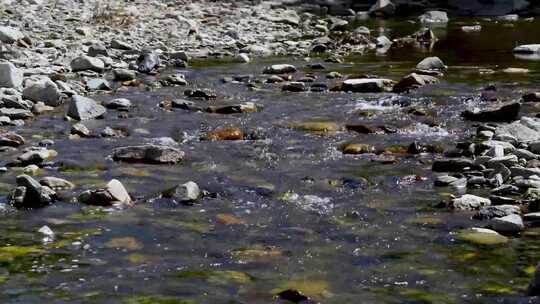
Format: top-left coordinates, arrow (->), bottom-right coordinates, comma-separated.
71,55 -> 105,73
0,132 -> 24,147
207,102 -> 259,114
23,164 -> 39,175
12,148 -> 56,166
368,0 -> 395,16
513,44 -> 540,54
22,78 -> 62,106
79,179 -> 132,206
449,194 -> 491,210
263,64 -> 297,74
203,127 -> 244,141
473,205 -> 520,220
103,98 -> 131,110
341,143 -> 375,155
136,50 -> 160,74
462,102 -> 520,123
71,123 -> 91,137
113,69 -> 136,81
418,11 -> 449,24
39,177 -> 74,190
498,14 -> 519,21
67,95 -> 106,121
291,122 -> 341,133
160,74 -> 187,86
523,92 -> 540,102
9,175 -> 56,208
0,62 -> 23,89
88,44 -> 108,57
495,118 -> 540,143
375,36 -> 392,48
432,158 -> 474,172
162,181 -> 201,205
393,73 -> 438,93
341,78 -> 394,93
457,227 -> 508,245
101,127 -> 128,138
490,214 -> 524,233
510,166 -> 540,178
0,26 -> 24,43
345,124 -> 376,134
434,175 -> 467,188
282,82 -> 306,92
0,108 -> 33,120
112,145 -> 184,164
236,53 -> 250,63
416,56 -> 446,71
185,89 -> 216,100
277,289 -> 312,303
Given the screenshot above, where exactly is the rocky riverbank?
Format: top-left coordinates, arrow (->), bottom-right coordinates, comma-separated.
1,0 -> 540,303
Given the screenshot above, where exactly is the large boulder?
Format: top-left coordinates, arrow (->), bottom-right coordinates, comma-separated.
341,78 -> 394,93
112,145 -> 185,164
22,78 -> 62,106
0,62 -> 23,88
67,95 -> 106,120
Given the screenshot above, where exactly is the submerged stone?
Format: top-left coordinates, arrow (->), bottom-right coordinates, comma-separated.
456,228 -> 508,245
112,145 -> 185,164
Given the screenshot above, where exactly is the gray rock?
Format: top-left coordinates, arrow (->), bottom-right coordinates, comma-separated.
0,62 -> 23,88
449,194 -> 491,210
71,55 -> 105,73
263,64 -> 297,74
487,155 -> 519,168
111,39 -> 133,50
416,56 -> 446,71
510,166 -> 540,178
113,69 -> 136,81
71,123 -> 91,137
88,44 -> 108,57
105,179 -> 132,205
434,175 -> 467,188
375,36 -> 392,48
67,95 -> 106,120
479,140 -> 516,154
87,78 -> 111,90
103,98 -> 131,110
0,26 -> 24,43
368,0 -> 395,16
341,78 -> 394,93
490,214 -> 524,233
9,174 -> 56,208
22,78 -> 62,106
14,148 -> 55,166
514,149 -> 537,160
282,82 -> 306,92
418,11 -> 449,23
39,176 -> 74,190
473,205 -> 520,220
136,50 -> 160,73
163,181 -> 200,204
0,108 -> 33,119
112,145 -> 185,164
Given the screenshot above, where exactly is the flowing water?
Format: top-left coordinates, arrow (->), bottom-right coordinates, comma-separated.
1,18 -> 540,303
